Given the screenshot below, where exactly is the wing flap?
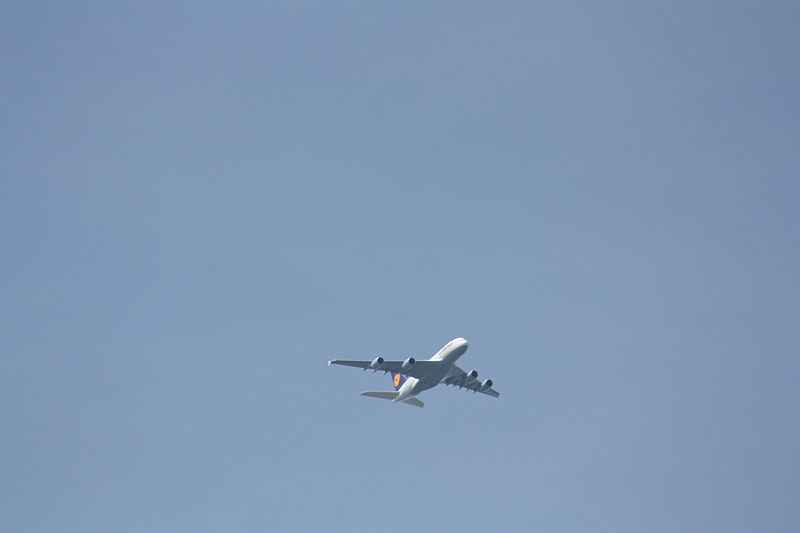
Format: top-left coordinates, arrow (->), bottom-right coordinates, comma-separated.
328,359 -> 442,380
443,365 -> 500,398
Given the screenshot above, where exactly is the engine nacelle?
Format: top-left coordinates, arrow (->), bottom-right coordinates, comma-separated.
370,356 -> 384,369
464,370 -> 478,383
480,378 -> 493,391
402,357 -> 416,371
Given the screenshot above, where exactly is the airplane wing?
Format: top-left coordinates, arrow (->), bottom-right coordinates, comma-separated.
442,364 -> 500,398
328,359 -> 442,380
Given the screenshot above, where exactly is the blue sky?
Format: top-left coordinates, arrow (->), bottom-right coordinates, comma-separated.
2,2 -> 798,532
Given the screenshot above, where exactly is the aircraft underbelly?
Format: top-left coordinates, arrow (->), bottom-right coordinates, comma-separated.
416,365 -> 449,391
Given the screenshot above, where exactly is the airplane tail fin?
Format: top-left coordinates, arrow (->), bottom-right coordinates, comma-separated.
391,372 -> 408,391
360,391 -> 424,408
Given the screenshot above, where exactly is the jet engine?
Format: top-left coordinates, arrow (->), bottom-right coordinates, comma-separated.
464,370 -> 478,383
402,357 -> 416,371
480,378 -> 493,391
369,356 -> 384,370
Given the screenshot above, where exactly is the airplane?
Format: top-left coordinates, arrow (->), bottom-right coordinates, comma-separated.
328,337 -> 499,408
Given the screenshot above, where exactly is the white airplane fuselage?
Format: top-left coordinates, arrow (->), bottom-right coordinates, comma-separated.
393,337 -> 469,403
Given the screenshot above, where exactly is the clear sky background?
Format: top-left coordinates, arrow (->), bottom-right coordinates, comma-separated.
2,2 -> 798,532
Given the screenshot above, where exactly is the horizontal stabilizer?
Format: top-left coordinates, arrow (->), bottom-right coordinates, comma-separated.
402,397 -> 424,408
360,391 -> 398,400
360,391 -> 424,408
